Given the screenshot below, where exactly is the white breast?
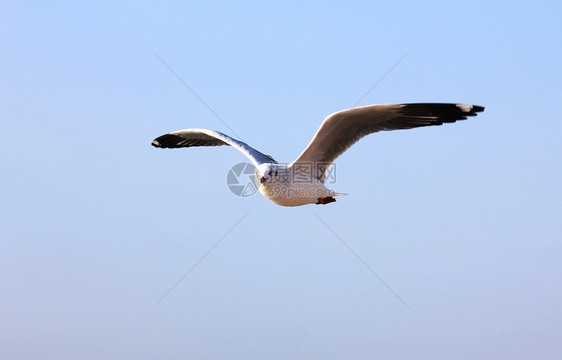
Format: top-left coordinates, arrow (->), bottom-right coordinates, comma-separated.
257,175 -> 335,207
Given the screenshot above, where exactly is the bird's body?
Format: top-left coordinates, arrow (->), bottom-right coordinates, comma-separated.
152,103 -> 484,206
254,163 -> 340,206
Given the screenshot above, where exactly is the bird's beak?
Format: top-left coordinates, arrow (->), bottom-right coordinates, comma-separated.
260,176 -> 267,184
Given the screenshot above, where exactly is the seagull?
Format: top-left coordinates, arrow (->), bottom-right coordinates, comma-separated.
152,103 -> 484,206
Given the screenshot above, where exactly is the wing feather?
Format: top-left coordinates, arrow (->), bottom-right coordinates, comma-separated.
152,129 -> 276,167
292,103 -> 484,181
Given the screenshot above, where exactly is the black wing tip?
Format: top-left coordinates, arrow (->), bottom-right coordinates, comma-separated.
151,132 -> 230,149
151,134 -> 184,148
402,102 -> 484,111
472,105 -> 485,113
400,103 -> 485,119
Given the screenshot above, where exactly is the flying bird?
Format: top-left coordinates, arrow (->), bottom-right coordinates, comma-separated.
152,103 -> 484,206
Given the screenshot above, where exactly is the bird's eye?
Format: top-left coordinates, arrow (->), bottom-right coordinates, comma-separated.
268,170 -> 273,176
275,170 -> 278,176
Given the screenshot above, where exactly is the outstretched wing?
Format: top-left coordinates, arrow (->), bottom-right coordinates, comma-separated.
292,103 -> 484,181
152,129 -> 277,168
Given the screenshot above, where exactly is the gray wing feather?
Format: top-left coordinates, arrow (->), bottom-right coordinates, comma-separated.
152,129 -> 277,167
292,103 -> 484,181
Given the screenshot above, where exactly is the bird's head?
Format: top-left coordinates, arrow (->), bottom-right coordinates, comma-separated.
257,164 -> 281,185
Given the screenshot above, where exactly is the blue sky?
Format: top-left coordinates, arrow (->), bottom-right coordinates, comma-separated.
1,1 -> 561,359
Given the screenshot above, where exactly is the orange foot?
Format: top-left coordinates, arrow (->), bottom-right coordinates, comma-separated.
315,196 -> 336,205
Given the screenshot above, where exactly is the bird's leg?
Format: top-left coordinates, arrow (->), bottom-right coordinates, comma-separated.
315,196 -> 336,205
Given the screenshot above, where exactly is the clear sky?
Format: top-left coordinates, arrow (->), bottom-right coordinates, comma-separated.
1,1 -> 561,359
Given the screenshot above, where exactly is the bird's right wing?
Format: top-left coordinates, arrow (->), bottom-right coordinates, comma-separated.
152,129 -> 277,168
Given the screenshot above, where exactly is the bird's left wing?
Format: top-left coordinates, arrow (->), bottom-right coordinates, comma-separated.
292,103 -> 484,181
152,129 -> 277,168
